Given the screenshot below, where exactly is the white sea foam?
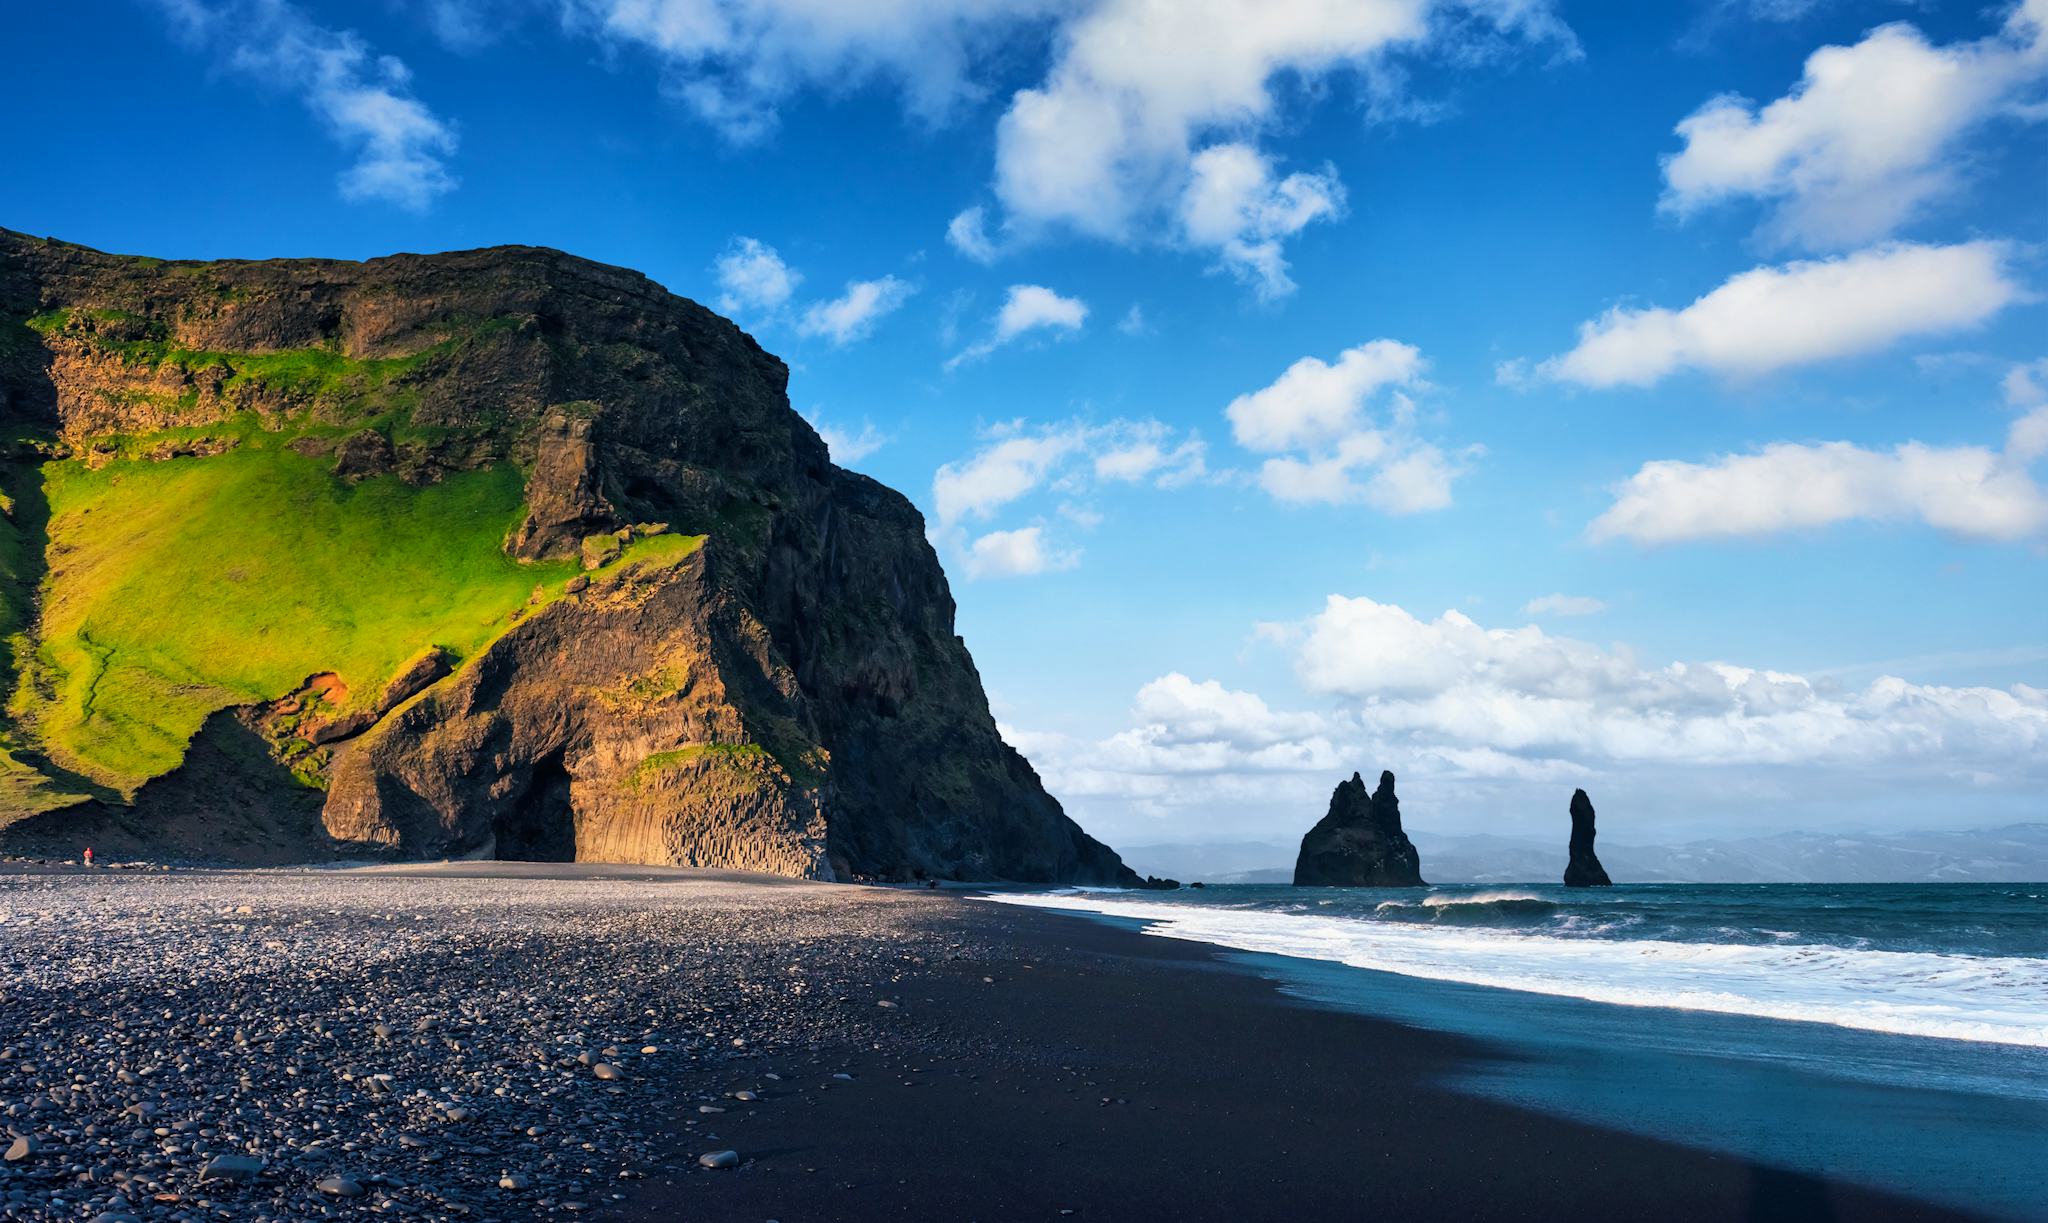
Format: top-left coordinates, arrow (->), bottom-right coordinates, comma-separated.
985,892 -> 2048,1048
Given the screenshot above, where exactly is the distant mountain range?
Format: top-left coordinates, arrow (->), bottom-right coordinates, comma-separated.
1122,824 -> 2048,885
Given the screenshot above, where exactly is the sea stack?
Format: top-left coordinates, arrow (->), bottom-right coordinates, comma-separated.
1292,770 -> 1425,887
1563,788 -> 1612,887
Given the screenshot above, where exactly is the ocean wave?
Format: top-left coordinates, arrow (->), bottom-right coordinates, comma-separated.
1373,892 -> 1560,925
984,892 -> 2048,1048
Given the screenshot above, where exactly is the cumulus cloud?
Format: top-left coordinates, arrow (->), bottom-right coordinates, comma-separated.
932,427 -> 1087,527
1226,339 -> 1424,451
798,275 -> 915,345
1521,593 -> 1608,617
946,206 -> 1000,263
932,418 -> 1205,528
990,0 -> 1573,295
964,526 -> 1078,578
438,1 -> 1570,294
713,237 -> 801,314
946,284 -> 1089,367
1533,241 -> 2024,389
929,418 -> 1207,578
153,0 -> 458,209
1176,143 -> 1346,299
1661,4 -> 2048,249
1092,426 -> 1209,488
1009,598 -> 2047,838
563,0 -> 1061,143
1293,595 -> 2048,769
1589,436 -> 2048,546
2007,358 -> 2048,461
1224,340 -> 1465,511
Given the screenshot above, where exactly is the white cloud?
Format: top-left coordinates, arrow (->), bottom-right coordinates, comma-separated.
964,526 -> 1077,578
1294,595 -> 2048,771
996,284 -> 1088,338
1534,241 -> 2024,389
1117,305 -> 1151,336
1589,437 -> 2048,546
1227,339 -> 1425,452
1661,6 -> 2048,249
1175,143 -> 1346,299
933,427 -> 1086,526
946,206 -> 999,262
797,275 -> 915,344
2006,357 -> 2048,408
804,412 -> 888,465
1591,372 -> 2048,545
1007,597 -> 2047,839
2009,386 -> 2048,464
1521,594 -> 1608,617
1092,424 -> 1209,487
947,284 -> 1089,367
563,0 -> 1061,144
990,0 -> 1573,294
930,418 -> 1207,578
479,1 -> 1570,294
154,0 -> 458,209
713,237 -> 801,314
932,418 -> 1205,528
1225,340 -> 1465,511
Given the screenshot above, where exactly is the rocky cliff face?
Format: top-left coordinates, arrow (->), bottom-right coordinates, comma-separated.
1292,770 -> 1425,887
1563,788 -> 1612,887
0,228 -> 1136,883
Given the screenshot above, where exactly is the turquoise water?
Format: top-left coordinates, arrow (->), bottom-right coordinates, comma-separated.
990,883 -> 2048,1218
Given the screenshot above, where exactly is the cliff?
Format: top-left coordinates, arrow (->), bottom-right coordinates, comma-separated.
1563,788 -> 1612,887
0,228 -> 1136,883
1292,770 -> 1425,887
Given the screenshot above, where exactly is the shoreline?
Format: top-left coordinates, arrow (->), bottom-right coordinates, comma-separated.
0,867 -> 1999,1221
618,888 -> 1979,1223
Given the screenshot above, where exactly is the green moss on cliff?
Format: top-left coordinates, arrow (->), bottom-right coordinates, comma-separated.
0,421 -> 709,819
13,446 -> 570,796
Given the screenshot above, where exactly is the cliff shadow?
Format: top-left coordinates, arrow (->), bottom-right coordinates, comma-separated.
1,709 -> 332,862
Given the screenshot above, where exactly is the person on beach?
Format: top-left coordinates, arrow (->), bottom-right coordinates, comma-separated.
83,846 -> 93,868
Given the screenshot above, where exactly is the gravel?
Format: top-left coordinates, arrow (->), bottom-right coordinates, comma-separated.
0,865 -> 996,1221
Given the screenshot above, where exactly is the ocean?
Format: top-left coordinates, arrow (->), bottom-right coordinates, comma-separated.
988,882 -> 2048,1218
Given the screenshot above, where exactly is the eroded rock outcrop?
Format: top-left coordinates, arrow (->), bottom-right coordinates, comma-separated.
1292,770 -> 1425,887
0,228 -> 1136,883
1563,788 -> 1612,887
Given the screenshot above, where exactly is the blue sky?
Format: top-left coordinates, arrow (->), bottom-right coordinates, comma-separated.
6,0 -> 2045,847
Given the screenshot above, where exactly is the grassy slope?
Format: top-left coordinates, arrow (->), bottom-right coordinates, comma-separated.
2,421 -> 703,809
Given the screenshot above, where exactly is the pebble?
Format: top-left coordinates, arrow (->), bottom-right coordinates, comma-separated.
0,867 -> 996,1221
199,1153 -> 264,1182
697,1150 -> 741,1170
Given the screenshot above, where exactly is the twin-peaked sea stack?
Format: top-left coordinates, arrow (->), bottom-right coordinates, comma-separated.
0,229 -> 1138,884
1292,770 -> 1426,887
1563,788 -> 1613,887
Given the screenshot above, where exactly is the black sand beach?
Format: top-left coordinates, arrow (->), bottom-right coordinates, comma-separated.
626,892 -> 1972,1223
0,866 -> 1986,1221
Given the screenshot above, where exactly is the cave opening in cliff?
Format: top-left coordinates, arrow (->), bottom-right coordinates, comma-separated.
494,752 -> 577,861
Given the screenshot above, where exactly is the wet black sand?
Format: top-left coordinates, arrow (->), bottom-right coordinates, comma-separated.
624,894 -> 1971,1223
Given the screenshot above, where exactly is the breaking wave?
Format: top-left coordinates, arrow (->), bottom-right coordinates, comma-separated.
984,890 -> 2048,1048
